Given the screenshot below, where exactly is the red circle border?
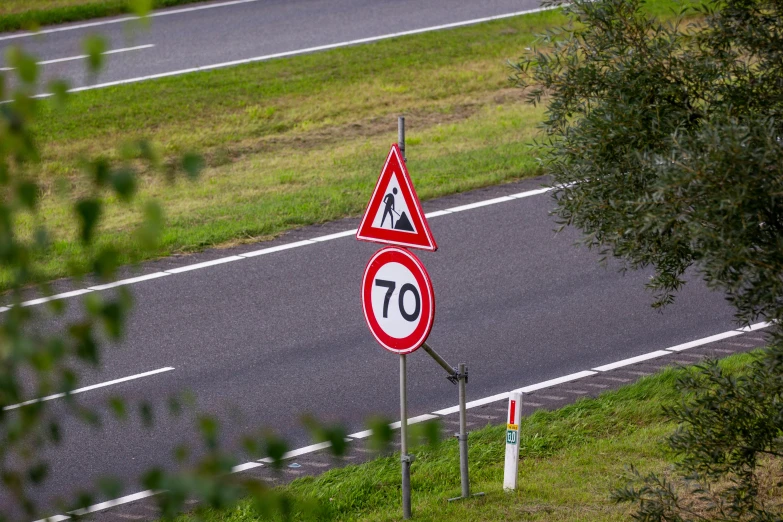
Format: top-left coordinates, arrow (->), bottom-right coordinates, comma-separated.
361,247 -> 435,354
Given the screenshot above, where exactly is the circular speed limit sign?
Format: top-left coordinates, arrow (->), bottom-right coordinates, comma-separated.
362,247 -> 435,354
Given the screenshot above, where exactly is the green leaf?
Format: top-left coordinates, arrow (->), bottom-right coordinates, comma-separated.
48,79 -> 70,109
367,416 -> 393,452
263,434 -> 288,470
181,153 -> 205,180
111,168 -> 137,201
139,402 -> 154,427
92,246 -> 120,280
108,397 -> 126,419
82,35 -> 107,75
136,201 -> 164,249
6,46 -> 38,84
16,181 -> 37,210
129,0 -> 153,16
75,199 -> 102,244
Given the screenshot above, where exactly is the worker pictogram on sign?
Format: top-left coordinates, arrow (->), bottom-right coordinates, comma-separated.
356,143 -> 437,251
361,246 -> 435,354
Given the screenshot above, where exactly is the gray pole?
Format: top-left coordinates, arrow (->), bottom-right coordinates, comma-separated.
400,354 -> 412,519
398,116 -> 406,162
422,342 -> 457,378
458,362 -> 470,498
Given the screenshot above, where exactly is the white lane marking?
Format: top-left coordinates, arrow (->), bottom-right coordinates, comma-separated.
0,45 -> 155,71
0,0 -> 263,41
517,370 -> 598,393
36,322 -> 772,522
232,461 -> 263,472
164,255 -> 243,274
311,230 -> 357,242
508,187 -> 553,199
4,367 -> 174,411
666,330 -> 744,351
592,350 -> 670,372
20,288 -> 93,307
22,5 -> 560,96
239,239 -> 316,257
737,321 -> 772,332
424,209 -> 452,218
88,271 -> 169,291
349,413 -> 441,439
259,441 -> 332,463
5,184 -> 555,312
446,196 -> 515,213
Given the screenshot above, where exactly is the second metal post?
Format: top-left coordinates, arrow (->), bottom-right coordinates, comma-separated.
458,362 -> 470,498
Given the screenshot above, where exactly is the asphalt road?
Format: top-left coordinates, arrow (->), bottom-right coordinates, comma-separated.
10,176 -> 738,518
0,0 -> 543,93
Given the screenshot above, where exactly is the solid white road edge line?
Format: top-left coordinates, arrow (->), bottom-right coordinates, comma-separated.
0,0 -> 263,41
35,321 -> 771,521
4,367 -> 174,411
592,350 -> 670,372
5,184 -> 558,312
22,5 -> 560,96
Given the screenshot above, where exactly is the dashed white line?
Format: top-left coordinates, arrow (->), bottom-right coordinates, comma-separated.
4,367 -> 174,411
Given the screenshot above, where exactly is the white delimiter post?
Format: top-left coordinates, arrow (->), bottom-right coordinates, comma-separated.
503,391 -> 523,490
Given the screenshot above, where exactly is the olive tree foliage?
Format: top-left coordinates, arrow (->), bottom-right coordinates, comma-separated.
513,0 -> 783,519
0,11 -> 374,522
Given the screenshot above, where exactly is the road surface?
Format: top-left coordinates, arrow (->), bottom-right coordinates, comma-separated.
7,177 -> 739,518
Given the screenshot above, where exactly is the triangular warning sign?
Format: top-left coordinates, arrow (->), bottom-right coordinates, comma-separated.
356,143 -> 437,252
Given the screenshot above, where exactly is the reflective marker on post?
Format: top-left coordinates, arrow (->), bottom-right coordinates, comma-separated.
503,391 -> 522,490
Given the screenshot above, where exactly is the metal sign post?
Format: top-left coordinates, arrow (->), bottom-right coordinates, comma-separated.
398,116 -> 413,520
420,342 -> 483,502
400,354 -> 412,519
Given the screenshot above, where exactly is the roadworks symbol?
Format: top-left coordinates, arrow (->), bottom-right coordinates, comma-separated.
506,430 -> 517,444
371,173 -> 417,233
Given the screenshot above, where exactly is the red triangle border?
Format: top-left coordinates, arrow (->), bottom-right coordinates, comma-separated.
356,144 -> 438,252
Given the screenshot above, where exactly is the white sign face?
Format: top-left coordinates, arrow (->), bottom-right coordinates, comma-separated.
361,247 -> 435,354
369,172 -> 418,234
371,261 -> 421,339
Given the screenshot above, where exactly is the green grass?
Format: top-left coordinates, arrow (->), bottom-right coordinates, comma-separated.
7,0 -> 688,288
0,1 -> 209,32
188,352 -> 759,522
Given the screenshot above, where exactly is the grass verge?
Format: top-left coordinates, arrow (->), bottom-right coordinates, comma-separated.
0,1 -> 209,32
190,351 -> 759,522
8,0 -> 686,289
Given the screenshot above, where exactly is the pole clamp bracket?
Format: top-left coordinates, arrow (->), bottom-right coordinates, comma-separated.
447,365 -> 468,385
401,454 -> 416,464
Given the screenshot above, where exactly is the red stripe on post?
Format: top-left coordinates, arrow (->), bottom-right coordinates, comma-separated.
509,400 -> 516,424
